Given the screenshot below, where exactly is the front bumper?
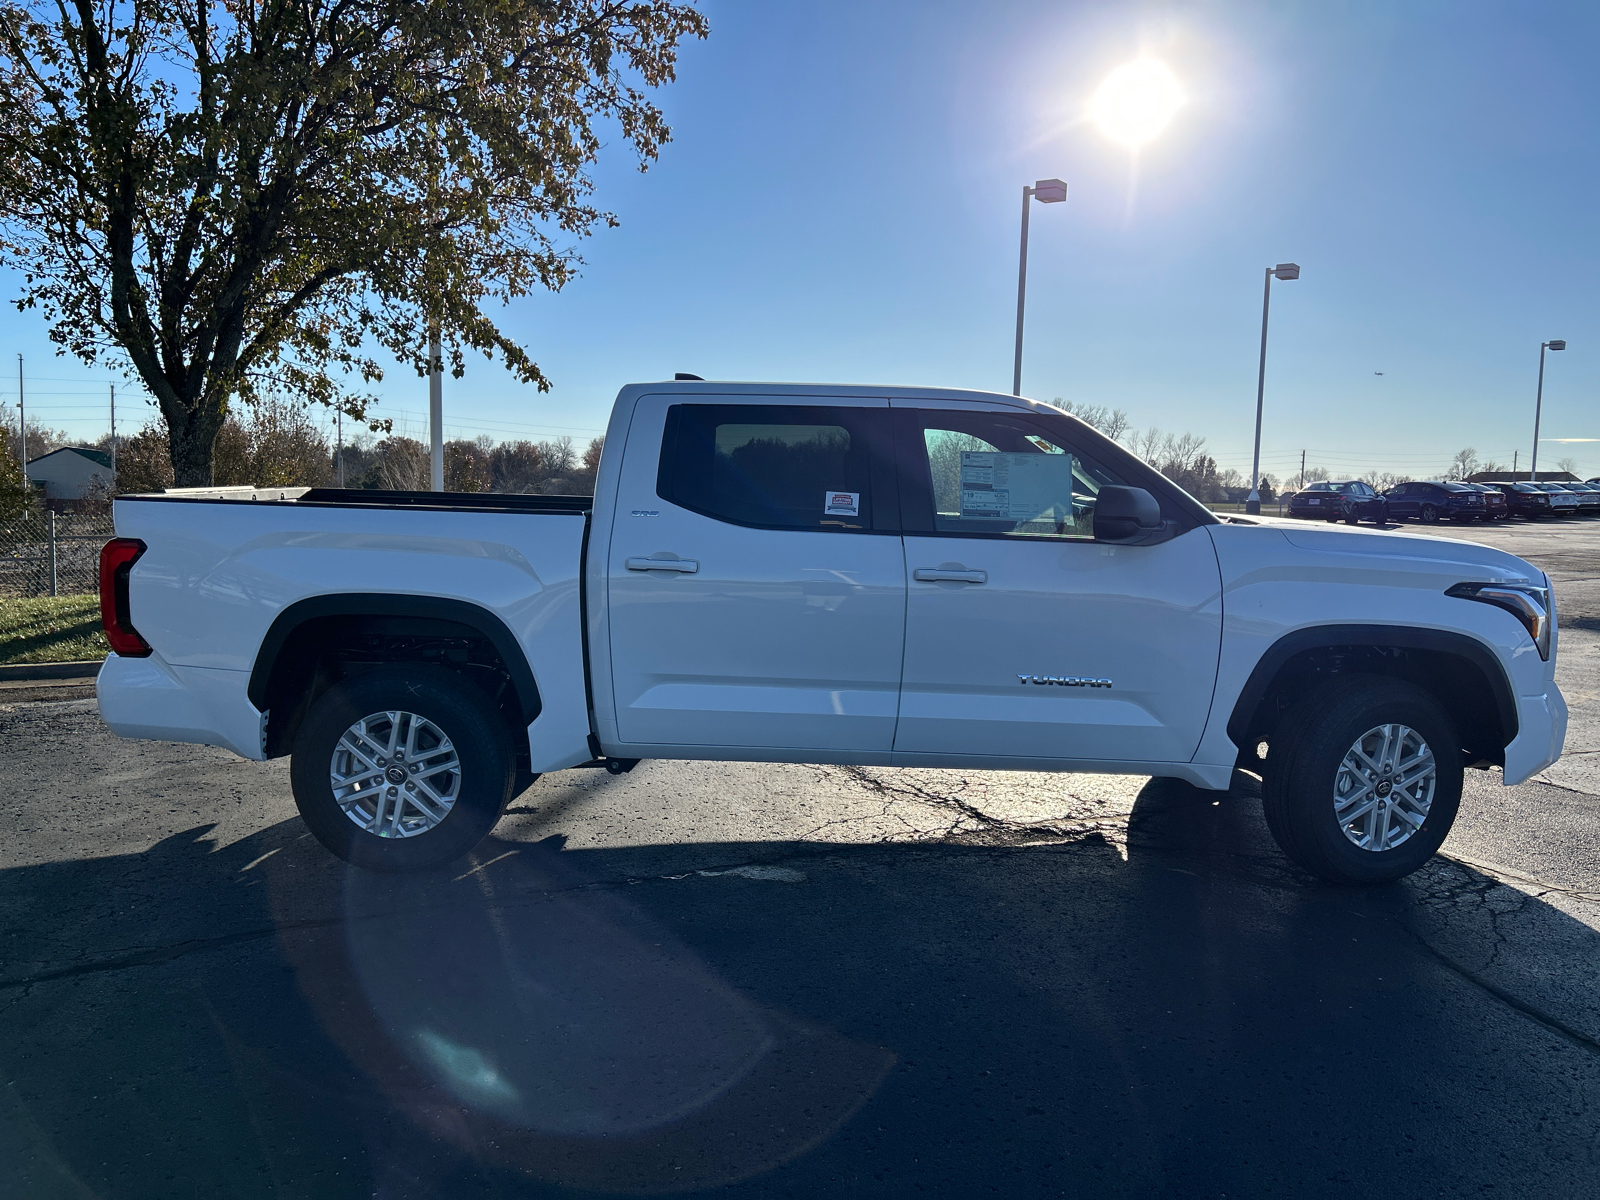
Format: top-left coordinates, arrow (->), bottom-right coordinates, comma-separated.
1502,684 -> 1569,785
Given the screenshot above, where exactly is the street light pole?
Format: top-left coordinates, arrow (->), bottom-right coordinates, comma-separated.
1012,178 -> 1067,397
428,322 -> 443,491
1529,339 -> 1566,482
1246,262 -> 1300,515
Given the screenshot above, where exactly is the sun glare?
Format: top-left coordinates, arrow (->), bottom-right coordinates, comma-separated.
1092,59 -> 1183,146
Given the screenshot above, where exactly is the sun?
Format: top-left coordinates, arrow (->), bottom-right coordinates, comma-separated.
1092,59 -> 1184,146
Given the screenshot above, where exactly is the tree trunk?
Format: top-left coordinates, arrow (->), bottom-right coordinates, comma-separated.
166,403 -> 227,488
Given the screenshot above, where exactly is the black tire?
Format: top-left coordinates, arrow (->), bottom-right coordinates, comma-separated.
1261,675 -> 1462,884
1344,510 -> 1360,526
290,663 -> 515,872
1420,503 -> 1439,524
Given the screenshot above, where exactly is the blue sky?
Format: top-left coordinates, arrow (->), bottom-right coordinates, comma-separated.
3,0 -> 1598,481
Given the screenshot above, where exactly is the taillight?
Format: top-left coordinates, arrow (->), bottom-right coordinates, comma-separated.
99,538 -> 152,657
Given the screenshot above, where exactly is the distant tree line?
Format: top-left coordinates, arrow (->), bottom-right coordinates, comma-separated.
1051,398 -> 1247,501
0,397 -> 603,505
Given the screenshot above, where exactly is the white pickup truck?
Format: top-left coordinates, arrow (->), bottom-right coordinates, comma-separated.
96,381 -> 1567,883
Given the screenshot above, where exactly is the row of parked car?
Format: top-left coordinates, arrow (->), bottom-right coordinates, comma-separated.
1285,478 -> 1600,524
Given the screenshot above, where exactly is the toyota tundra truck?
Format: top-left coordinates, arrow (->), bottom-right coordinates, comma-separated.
95,381 -> 1568,883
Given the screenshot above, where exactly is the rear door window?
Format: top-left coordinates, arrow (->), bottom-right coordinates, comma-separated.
657,404 -> 894,532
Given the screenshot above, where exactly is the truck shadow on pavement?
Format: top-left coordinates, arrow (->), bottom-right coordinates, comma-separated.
4,776 -> 1600,1198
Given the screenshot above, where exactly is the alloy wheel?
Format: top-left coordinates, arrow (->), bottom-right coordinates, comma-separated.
330,709 -> 461,838
1332,723 -> 1436,852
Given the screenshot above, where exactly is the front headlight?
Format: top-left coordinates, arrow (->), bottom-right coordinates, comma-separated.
1446,580 -> 1553,660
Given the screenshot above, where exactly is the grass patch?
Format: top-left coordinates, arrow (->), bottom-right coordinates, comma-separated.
0,594 -> 109,664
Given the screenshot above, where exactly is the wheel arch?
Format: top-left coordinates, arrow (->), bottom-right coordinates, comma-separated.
248,594 -> 541,759
1227,624 -> 1518,768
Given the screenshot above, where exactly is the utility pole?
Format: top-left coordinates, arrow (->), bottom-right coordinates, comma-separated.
16,354 -> 25,488
336,409 -> 345,487
1514,450 -> 1519,477
1299,449 -> 1306,490
109,384 -> 116,490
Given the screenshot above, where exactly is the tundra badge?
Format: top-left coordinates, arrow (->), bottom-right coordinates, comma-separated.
1018,674 -> 1112,688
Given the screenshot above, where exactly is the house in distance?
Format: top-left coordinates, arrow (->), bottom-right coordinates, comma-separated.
25,447 -> 113,511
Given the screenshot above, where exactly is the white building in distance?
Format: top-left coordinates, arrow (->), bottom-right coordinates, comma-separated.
25,447 -> 113,509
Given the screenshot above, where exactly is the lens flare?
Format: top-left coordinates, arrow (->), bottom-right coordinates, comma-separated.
1092,60 -> 1183,146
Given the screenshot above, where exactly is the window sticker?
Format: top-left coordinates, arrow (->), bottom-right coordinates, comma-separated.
825,491 -> 860,517
958,451 -> 1079,520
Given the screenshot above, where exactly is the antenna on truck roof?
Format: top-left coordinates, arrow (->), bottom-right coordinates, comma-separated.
674,372 -> 704,381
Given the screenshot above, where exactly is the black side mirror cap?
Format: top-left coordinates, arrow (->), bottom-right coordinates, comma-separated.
1094,485 -> 1164,543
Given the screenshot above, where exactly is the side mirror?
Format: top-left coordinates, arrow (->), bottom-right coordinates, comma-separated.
1094,485 -> 1163,543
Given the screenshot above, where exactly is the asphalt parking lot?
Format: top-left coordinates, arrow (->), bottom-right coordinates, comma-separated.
4,517 -> 1600,1198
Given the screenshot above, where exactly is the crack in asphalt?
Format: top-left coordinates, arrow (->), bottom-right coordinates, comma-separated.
1441,851 -> 1600,905
1404,927 -> 1600,1059
808,765 -> 1132,848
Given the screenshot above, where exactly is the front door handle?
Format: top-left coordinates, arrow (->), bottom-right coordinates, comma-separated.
913,568 -> 987,584
626,556 -> 699,573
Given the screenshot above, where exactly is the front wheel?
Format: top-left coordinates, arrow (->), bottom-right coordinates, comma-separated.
1262,676 -> 1462,884
290,663 -> 515,871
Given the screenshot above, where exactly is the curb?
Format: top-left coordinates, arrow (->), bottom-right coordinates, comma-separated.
0,660 -> 104,681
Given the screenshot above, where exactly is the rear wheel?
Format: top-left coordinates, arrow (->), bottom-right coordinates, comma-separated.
1420,503 -> 1440,523
1262,676 -> 1462,884
290,664 -> 514,871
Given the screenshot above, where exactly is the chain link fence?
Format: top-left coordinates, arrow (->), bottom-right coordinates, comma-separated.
0,513 -> 116,598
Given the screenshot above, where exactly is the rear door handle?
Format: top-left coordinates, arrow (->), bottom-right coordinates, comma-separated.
913,568 -> 987,584
626,556 -> 699,573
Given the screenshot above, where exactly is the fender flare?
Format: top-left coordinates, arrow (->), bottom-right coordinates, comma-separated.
247,594 -> 541,724
1225,623 -> 1518,747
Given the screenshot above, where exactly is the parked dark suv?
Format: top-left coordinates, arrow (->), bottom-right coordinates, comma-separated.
1479,481 -> 1554,519
1285,480 -> 1387,524
1380,480 -> 1486,523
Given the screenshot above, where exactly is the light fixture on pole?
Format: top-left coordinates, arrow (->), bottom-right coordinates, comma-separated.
1245,263 -> 1301,515
1012,178 -> 1068,397
1528,339 -> 1566,482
